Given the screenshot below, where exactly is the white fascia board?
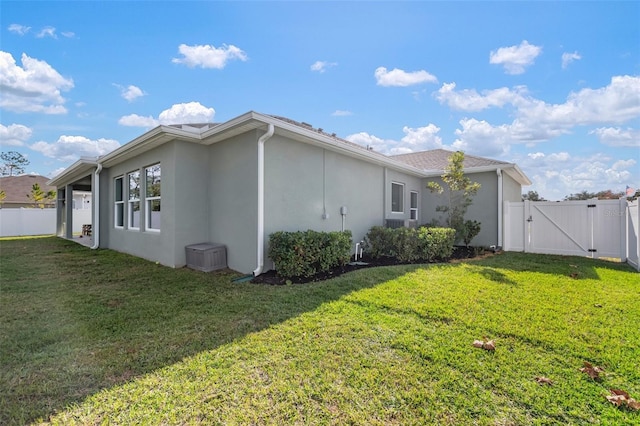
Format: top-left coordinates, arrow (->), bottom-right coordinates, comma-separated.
99,126 -> 200,168
47,157 -> 98,187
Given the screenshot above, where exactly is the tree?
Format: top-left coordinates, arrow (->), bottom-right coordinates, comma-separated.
0,151 -> 30,176
565,189 -> 624,200
0,189 -> 5,207
522,190 -> 545,201
27,183 -> 56,208
427,151 -> 482,246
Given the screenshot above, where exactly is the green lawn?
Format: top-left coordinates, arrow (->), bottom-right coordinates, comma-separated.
1,237 -> 638,425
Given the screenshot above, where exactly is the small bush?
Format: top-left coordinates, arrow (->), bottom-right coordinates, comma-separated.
268,230 -> 352,279
363,226 -> 455,262
460,220 -> 481,247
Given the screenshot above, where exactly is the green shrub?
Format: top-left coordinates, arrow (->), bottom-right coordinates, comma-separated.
460,220 -> 481,247
417,226 -> 456,260
268,230 -> 352,279
363,226 -> 455,262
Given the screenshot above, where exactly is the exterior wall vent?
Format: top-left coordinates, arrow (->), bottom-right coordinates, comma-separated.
185,243 -> 227,272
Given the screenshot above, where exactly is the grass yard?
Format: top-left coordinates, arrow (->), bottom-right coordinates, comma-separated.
1,237 -> 639,425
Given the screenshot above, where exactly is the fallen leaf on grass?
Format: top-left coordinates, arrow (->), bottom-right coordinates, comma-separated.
570,272 -> 579,279
606,389 -> 640,411
535,376 -> 553,385
580,361 -> 604,380
594,303 -> 603,308
472,337 -> 496,351
569,264 -> 578,268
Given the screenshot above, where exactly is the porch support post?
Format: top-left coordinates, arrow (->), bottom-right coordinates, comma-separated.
65,184 -> 73,239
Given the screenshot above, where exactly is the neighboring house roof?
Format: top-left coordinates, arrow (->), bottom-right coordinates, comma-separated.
0,175 -> 56,207
49,111 -> 531,187
392,149 -> 509,170
391,149 -> 531,185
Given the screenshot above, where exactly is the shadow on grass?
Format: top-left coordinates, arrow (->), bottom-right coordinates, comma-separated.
0,237 -> 422,425
476,251 -> 635,280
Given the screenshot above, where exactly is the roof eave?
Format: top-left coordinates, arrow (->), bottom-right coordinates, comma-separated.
47,157 -> 99,187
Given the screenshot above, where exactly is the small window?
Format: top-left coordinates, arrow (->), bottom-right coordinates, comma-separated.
391,182 -> 404,213
410,191 -> 418,220
114,176 -> 124,228
128,170 -> 140,230
145,164 -> 161,231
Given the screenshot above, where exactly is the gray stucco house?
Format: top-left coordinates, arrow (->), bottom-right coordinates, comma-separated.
48,111 -> 530,275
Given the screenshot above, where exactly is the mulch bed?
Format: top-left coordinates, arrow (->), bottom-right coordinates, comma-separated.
251,246 -> 492,285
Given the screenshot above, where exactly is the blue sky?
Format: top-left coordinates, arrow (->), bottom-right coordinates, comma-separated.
1,1 -> 638,200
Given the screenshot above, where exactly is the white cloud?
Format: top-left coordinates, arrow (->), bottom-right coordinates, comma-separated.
31,135 -> 120,162
61,31 -> 75,38
114,84 -> 146,102
158,102 -> 215,124
36,26 -> 57,39
440,75 -> 640,154
452,118 -> 513,157
0,123 -> 33,146
331,110 -> 353,116
0,51 -> 74,114
346,123 -> 444,155
172,43 -> 247,69
118,114 -> 159,128
8,24 -> 31,35
435,82 -> 528,111
311,61 -> 337,73
374,67 -> 438,87
49,167 -> 67,178
490,40 -> 542,75
119,102 -> 215,128
517,151 -> 639,200
590,127 -> 640,147
517,75 -> 640,128
345,132 -> 390,152
561,51 -> 581,69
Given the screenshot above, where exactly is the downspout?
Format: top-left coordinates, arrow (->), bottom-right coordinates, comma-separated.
253,124 -> 275,276
497,168 -> 503,248
90,163 -> 103,249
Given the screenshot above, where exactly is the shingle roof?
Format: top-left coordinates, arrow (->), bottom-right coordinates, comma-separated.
0,175 -> 56,206
391,149 -> 511,171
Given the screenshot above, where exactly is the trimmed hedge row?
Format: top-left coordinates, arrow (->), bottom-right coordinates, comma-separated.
363,226 -> 455,263
268,230 -> 352,279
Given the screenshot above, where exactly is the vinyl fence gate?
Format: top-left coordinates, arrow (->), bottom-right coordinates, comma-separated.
503,199 -> 639,271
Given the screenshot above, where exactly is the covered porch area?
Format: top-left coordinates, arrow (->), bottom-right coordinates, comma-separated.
47,159 -> 98,245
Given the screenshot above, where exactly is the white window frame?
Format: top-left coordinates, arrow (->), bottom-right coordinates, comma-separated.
391,182 -> 404,213
114,176 -> 124,228
145,164 -> 161,232
127,170 -> 141,230
410,191 -> 418,221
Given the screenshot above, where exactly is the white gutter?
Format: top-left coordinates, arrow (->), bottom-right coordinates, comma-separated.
497,168 -> 503,248
253,124 -> 275,276
90,163 -> 103,249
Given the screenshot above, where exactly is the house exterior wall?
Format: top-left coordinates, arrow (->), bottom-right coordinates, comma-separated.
421,171 -> 500,246
172,141 -> 211,267
263,135 -> 389,270
502,172 -> 522,202
207,131 -> 259,273
100,143 -> 175,267
385,169 -> 423,223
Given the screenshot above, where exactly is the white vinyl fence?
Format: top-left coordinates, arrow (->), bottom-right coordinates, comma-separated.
504,199 -> 639,271
0,208 -> 92,237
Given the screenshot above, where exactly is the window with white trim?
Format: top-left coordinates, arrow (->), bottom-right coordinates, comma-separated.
410,191 -> 418,220
128,170 -> 140,230
145,164 -> 161,231
114,176 -> 124,228
391,182 -> 404,213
